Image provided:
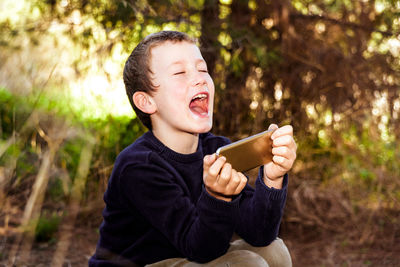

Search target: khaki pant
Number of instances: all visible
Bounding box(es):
[146,238,292,267]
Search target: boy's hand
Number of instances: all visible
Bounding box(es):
[263,124,297,189]
[203,154,247,202]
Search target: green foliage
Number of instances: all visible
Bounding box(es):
[0,86,145,211]
[35,212,61,243]
[230,49,244,76]
[0,88,30,138]
[1,2,399,259]
[47,176,66,202]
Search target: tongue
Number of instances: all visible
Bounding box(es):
[189,98,208,115]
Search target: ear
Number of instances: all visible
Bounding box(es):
[133,91,157,114]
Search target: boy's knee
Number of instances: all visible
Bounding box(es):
[257,238,292,267]
[211,250,268,267]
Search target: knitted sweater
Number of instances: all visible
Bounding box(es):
[89,131,288,266]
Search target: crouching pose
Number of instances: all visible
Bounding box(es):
[89,31,297,267]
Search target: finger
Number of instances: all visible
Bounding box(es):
[272,155,294,171]
[271,125,293,140]
[225,169,240,193]
[217,163,232,186]
[268,123,279,131]
[272,146,296,161]
[272,135,296,148]
[203,154,217,173]
[233,172,248,195]
[208,156,226,177]
[203,154,216,166]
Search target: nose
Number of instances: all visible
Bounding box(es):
[190,70,207,87]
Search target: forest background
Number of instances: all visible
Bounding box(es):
[0,0,399,266]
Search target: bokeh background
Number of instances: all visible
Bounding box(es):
[1,0,399,266]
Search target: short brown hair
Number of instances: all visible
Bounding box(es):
[123,31,196,130]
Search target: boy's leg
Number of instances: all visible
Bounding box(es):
[146,238,292,267]
[145,238,290,267]
[146,249,268,267]
[228,238,292,267]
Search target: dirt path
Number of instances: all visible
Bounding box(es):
[2,222,399,267]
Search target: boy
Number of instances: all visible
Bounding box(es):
[89,31,297,266]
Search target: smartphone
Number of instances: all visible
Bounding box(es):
[215,129,275,172]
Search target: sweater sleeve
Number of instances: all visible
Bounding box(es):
[118,162,240,263]
[235,166,288,246]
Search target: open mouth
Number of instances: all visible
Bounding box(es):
[189,92,209,116]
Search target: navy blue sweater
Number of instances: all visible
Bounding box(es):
[89,131,288,266]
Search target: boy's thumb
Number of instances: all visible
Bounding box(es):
[268,123,279,131]
[203,154,216,166]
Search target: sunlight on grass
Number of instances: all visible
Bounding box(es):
[0,0,30,24]
[69,76,134,119]
[0,0,135,120]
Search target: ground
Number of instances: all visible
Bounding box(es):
[2,218,399,267]
[282,226,400,266]
[1,176,399,266]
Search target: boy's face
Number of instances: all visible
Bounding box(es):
[149,41,215,134]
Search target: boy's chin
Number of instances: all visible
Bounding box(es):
[192,122,213,134]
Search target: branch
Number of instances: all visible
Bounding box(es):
[291,13,395,37]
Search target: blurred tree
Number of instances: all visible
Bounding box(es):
[1,0,398,195]
[1,1,400,265]
[3,0,398,138]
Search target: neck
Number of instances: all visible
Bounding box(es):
[152,128,199,154]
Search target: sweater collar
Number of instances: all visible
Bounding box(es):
[146,131,204,163]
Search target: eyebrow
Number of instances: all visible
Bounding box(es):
[168,61,184,68]
[167,59,206,68]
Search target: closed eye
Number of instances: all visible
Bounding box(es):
[173,71,185,75]
[199,69,208,73]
